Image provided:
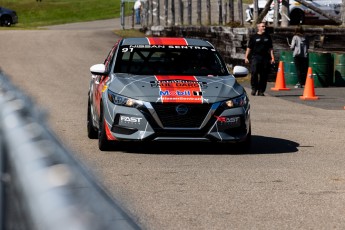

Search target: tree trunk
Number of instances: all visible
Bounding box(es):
[238,0,244,25]
[342,0,345,26]
[171,0,175,25]
[280,0,289,27]
[207,0,211,25]
[165,0,169,26]
[253,0,259,23]
[197,0,202,25]
[187,0,191,25]
[218,0,223,25]
[157,0,161,25]
[229,0,234,22]
[255,0,273,24]
[273,0,280,27]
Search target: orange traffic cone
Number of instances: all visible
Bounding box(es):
[300,67,319,100]
[271,61,290,91]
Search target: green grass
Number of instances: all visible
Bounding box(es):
[1,0,134,28]
[113,28,147,37]
[2,0,252,29]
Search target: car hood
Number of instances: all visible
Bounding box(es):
[107,74,245,104]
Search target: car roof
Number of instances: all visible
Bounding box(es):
[120,37,215,48]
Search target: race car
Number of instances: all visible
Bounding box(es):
[87,37,251,151]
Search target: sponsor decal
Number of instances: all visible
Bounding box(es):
[122,45,214,52]
[120,115,142,124]
[193,91,203,96]
[215,116,241,127]
[160,90,191,96]
[155,75,203,103]
[118,115,146,130]
[158,90,203,96]
[150,79,207,88]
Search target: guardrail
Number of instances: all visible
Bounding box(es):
[0,70,141,230]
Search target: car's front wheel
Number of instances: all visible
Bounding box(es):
[0,16,12,27]
[236,125,252,152]
[87,100,98,139]
[98,109,112,151]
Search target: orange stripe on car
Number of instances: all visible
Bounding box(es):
[147,37,188,45]
[105,121,116,140]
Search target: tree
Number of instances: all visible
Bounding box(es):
[343,0,345,26]
[254,0,273,25]
[281,0,289,27]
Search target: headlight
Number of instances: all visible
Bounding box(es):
[222,94,248,108]
[107,90,143,107]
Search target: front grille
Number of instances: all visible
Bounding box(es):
[151,103,212,128]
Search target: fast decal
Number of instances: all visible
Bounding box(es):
[155,75,203,103]
[214,116,241,127]
[120,115,142,124]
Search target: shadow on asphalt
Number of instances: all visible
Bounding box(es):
[103,135,299,155]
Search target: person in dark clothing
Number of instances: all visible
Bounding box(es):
[290,26,309,88]
[244,22,275,96]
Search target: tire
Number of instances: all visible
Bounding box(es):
[0,16,12,27]
[87,101,98,139]
[290,9,305,25]
[236,125,252,152]
[98,109,112,151]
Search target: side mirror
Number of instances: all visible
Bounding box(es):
[233,66,249,78]
[90,64,108,75]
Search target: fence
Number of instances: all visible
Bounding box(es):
[121,0,246,29]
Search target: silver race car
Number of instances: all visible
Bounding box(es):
[87,37,251,151]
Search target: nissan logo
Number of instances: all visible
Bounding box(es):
[175,104,188,115]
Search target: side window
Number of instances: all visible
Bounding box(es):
[115,49,152,74]
[104,47,116,68]
[128,51,145,74]
[104,39,121,70]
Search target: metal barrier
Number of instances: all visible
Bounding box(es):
[0,70,141,230]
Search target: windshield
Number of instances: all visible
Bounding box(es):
[114,45,229,76]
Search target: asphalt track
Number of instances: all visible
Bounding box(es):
[246,81,345,111]
[1,18,345,230]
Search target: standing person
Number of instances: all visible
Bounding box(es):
[244,21,275,96]
[290,26,309,88]
[134,0,142,25]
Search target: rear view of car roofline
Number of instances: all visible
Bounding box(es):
[121,37,214,48]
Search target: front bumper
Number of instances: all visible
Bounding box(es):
[103,98,250,143]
